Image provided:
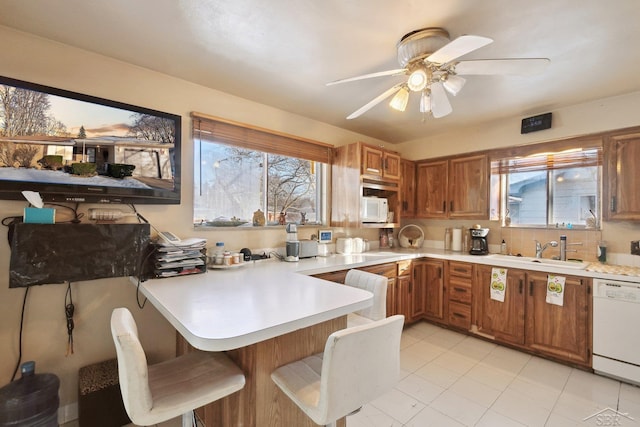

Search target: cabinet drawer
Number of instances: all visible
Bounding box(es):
[397,260,412,276]
[449,279,472,304]
[448,301,471,330]
[449,261,473,278]
[358,263,396,278]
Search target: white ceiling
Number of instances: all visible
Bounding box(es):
[2,0,640,144]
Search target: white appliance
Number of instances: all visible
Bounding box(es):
[593,277,640,385]
[361,197,388,223]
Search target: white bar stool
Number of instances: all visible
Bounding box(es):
[344,269,388,327]
[271,315,404,427]
[110,307,245,427]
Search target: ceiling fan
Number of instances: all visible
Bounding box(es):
[327,27,549,119]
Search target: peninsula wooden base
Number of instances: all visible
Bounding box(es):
[178,316,347,427]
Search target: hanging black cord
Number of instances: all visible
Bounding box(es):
[10,286,30,382]
[65,282,75,356]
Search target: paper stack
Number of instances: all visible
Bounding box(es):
[152,238,207,278]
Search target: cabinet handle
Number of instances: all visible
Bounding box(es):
[452,312,466,318]
[519,279,523,294]
[438,267,442,279]
[454,267,466,273]
[529,281,534,296]
[454,287,468,293]
[610,197,616,212]
[442,201,446,212]
[450,201,454,212]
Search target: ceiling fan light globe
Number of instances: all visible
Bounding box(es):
[420,91,431,113]
[443,75,466,96]
[407,69,428,92]
[389,87,409,111]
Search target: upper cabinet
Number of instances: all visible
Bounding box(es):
[416,154,489,219]
[361,144,401,181]
[400,159,416,218]
[604,131,640,220]
[331,142,401,228]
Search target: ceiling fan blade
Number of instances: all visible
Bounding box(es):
[426,35,493,64]
[326,69,407,86]
[455,58,550,75]
[346,83,405,119]
[430,82,453,118]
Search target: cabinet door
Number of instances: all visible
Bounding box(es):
[525,273,591,366]
[386,277,398,317]
[383,152,401,181]
[414,259,446,324]
[361,145,384,178]
[475,265,526,345]
[448,154,489,219]
[400,159,416,217]
[604,133,640,220]
[396,275,412,321]
[415,160,448,218]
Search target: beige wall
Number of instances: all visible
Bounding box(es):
[397,91,640,257]
[0,25,384,413]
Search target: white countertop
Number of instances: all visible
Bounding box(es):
[137,247,639,352]
[136,259,373,351]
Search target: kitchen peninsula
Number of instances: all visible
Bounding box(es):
[137,248,638,426]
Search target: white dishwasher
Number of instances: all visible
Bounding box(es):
[593,277,640,385]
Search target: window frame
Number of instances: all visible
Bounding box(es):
[191,112,332,229]
[491,137,602,229]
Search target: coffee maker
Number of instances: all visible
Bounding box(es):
[285,223,300,262]
[469,227,489,255]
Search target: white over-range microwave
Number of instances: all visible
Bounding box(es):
[361,197,389,223]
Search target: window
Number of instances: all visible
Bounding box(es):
[492,147,601,228]
[192,114,331,228]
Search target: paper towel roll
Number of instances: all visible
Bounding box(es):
[451,228,462,251]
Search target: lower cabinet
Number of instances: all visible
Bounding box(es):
[475,265,526,345]
[313,258,592,368]
[413,258,446,325]
[447,261,473,331]
[474,265,591,367]
[525,272,591,366]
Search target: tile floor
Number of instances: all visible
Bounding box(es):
[68,320,640,427]
[348,321,640,427]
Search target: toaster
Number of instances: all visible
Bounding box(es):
[299,239,318,258]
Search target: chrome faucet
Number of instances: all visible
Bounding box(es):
[535,240,558,258]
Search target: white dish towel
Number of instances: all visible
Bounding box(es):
[546,274,566,306]
[490,267,508,302]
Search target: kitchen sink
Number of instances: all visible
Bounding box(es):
[487,254,588,270]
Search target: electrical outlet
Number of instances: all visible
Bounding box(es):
[631,240,640,256]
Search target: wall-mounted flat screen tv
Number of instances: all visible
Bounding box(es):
[0,75,181,204]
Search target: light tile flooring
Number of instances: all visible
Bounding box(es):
[348,321,640,427]
[66,320,640,427]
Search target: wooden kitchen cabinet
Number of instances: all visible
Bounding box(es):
[413,258,446,325]
[331,142,401,228]
[312,269,347,284]
[447,261,474,331]
[415,154,489,219]
[474,264,526,345]
[525,272,591,366]
[361,144,401,181]
[400,159,416,217]
[603,131,640,220]
[473,265,591,367]
[415,160,448,218]
[357,262,406,319]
